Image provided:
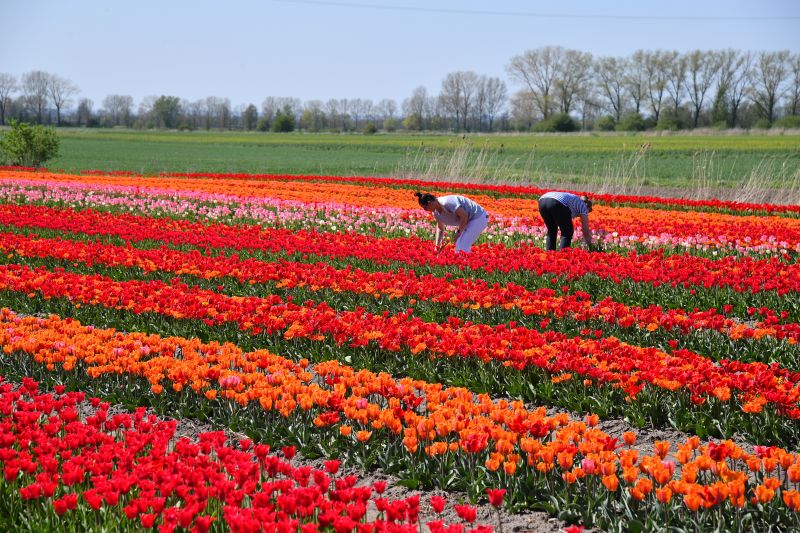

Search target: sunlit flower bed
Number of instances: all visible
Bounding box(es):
[0,168,799,531]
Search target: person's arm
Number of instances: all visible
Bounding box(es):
[580,214,594,250]
[454,207,469,240]
[434,221,446,248]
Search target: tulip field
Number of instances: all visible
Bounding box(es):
[1,167,800,532]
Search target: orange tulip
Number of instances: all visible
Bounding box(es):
[602,474,619,492]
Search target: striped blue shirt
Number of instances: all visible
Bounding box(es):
[540,192,589,218]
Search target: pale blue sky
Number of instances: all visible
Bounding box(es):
[1,0,798,109]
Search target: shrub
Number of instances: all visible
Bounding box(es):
[256,117,271,132]
[271,106,296,133]
[752,118,771,130]
[616,113,647,132]
[363,123,378,135]
[774,115,800,129]
[532,113,577,132]
[595,116,616,131]
[0,120,60,167]
[383,118,400,132]
[656,115,685,131]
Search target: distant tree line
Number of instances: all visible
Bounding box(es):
[1,47,798,133]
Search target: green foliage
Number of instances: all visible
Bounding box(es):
[655,114,685,131]
[256,117,270,132]
[752,118,772,129]
[271,105,296,133]
[710,92,730,126]
[243,104,258,131]
[363,122,378,135]
[774,115,800,129]
[402,114,423,131]
[152,96,182,129]
[0,120,60,167]
[616,113,647,132]
[594,116,616,132]
[383,118,400,132]
[532,113,577,132]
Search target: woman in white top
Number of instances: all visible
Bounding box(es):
[414,191,489,253]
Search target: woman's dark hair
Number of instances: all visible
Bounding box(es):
[414,191,436,207]
[580,195,593,211]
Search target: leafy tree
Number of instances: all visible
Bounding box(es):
[243,104,258,131]
[616,112,647,131]
[773,115,800,128]
[152,95,181,128]
[656,113,686,131]
[0,120,59,167]
[594,115,616,131]
[271,105,295,132]
[532,113,577,132]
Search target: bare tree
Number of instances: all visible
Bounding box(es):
[481,77,507,132]
[555,49,593,115]
[402,86,428,130]
[712,49,741,125]
[686,50,721,127]
[0,73,17,125]
[376,98,397,120]
[507,46,563,119]
[664,51,688,117]
[47,74,78,126]
[509,91,538,131]
[643,50,670,122]
[136,95,158,128]
[22,70,51,123]
[750,50,790,124]
[728,51,753,127]
[76,98,93,126]
[338,99,353,130]
[102,94,134,127]
[350,98,373,129]
[204,96,231,129]
[439,71,480,131]
[300,100,324,131]
[787,53,800,117]
[594,57,626,121]
[575,86,601,130]
[624,51,648,115]
[324,99,341,130]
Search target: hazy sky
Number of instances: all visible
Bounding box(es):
[2,0,798,110]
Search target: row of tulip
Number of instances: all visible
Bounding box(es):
[2,201,798,308]
[2,309,800,532]
[0,374,496,532]
[33,166,800,216]
[0,229,796,356]
[0,176,784,258]
[0,262,798,447]
[3,170,800,254]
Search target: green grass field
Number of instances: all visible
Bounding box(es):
[46,129,800,190]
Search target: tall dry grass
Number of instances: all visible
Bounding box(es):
[393,141,800,205]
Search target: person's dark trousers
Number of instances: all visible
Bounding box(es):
[538,197,574,250]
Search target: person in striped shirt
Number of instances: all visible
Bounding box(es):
[538,191,595,251]
[414,191,489,253]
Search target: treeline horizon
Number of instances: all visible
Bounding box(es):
[1,46,798,133]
